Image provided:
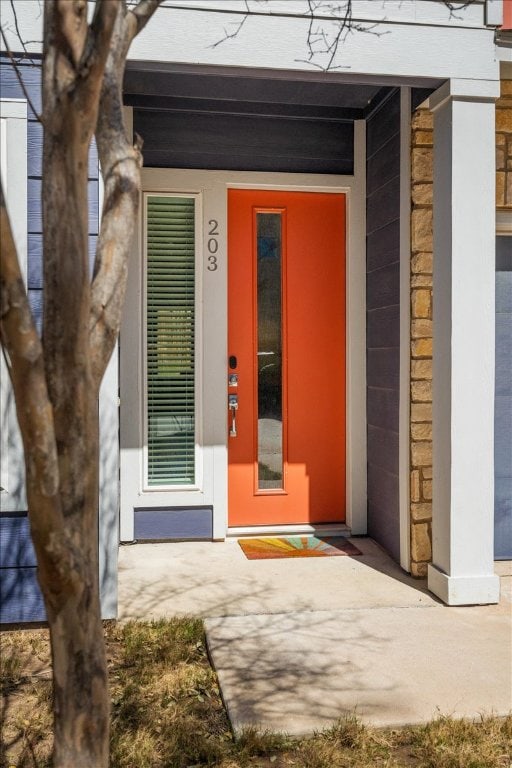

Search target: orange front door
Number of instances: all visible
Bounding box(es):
[227,189,346,527]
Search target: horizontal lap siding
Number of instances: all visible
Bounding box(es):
[495,240,512,559]
[366,90,401,562]
[134,108,354,174]
[0,57,99,622]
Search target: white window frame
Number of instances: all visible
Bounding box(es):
[0,99,28,512]
[141,191,204,492]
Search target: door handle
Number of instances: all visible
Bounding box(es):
[228,394,238,437]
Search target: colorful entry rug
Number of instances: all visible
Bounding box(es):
[238,535,363,560]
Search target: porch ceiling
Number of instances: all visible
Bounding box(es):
[123,62,434,173]
[124,62,394,123]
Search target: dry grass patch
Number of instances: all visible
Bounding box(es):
[1,619,511,768]
[407,715,512,768]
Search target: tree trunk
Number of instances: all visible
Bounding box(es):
[41,111,110,768]
[48,393,109,768]
[1,3,163,765]
[39,4,114,763]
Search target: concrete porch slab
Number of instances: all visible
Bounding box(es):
[206,601,512,734]
[118,537,439,620]
[119,537,510,732]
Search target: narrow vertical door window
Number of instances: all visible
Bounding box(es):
[256,212,284,489]
[146,195,196,486]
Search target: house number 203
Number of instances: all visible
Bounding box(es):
[207,219,219,271]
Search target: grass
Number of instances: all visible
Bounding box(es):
[1,618,511,767]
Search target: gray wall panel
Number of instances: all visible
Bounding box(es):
[134,508,213,541]
[367,500,400,562]
[367,91,401,158]
[366,132,400,194]
[495,395,512,477]
[496,271,512,312]
[367,305,400,349]
[495,254,512,559]
[367,425,399,476]
[367,348,400,390]
[367,387,400,434]
[366,90,401,562]
[367,175,401,233]
[134,108,354,174]
[366,219,400,273]
[366,262,400,311]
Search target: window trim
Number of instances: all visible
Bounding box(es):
[0,98,27,512]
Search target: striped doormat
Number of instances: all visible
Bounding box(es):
[238,535,362,560]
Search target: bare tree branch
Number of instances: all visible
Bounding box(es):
[89,0,164,387]
[0,26,43,122]
[210,0,251,49]
[444,1,475,19]
[0,184,80,607]
[55,0,89,68]
[131,0,166,35]
[8,0,36,61]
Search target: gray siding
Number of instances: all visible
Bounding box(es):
[134,507,213,541]
[365,90,401,562]
[133,108,354,174]
[495,236,512,559]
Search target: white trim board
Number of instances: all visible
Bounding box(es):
[228,524,351,539]
[0,98,27,513]
[119,167,367,542]
[399,87,412,572]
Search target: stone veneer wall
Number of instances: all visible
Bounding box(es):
[497,79,512,209]
[409,79,512,578]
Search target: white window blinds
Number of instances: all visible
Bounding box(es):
[146,195,196,486]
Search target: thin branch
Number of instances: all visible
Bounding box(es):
[296,0,382,71]
[89,0,163,387]
[0,26,43,122]
[78,0,120,96]
[210,0,251,48]
[9,0,32,60]
[444,1,475,20]
[55,0,89,69]
[0,184,75,602]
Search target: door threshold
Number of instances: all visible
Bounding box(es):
[227,523,351,539]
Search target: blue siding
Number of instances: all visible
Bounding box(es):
[495,237,512,559]
[0,568,46,624]
[0,56,101,623]
[134,508,213,540]
[0,517,45,623]
[365,90,401,563]
[0,515,37,568]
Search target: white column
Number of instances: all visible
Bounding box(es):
[428,80,500,605]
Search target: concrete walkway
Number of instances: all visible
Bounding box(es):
[118,538,512,734]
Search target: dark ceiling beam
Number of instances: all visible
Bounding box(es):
[123,70,383,109]
[125,60,443,90]
[123,93,363,123]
